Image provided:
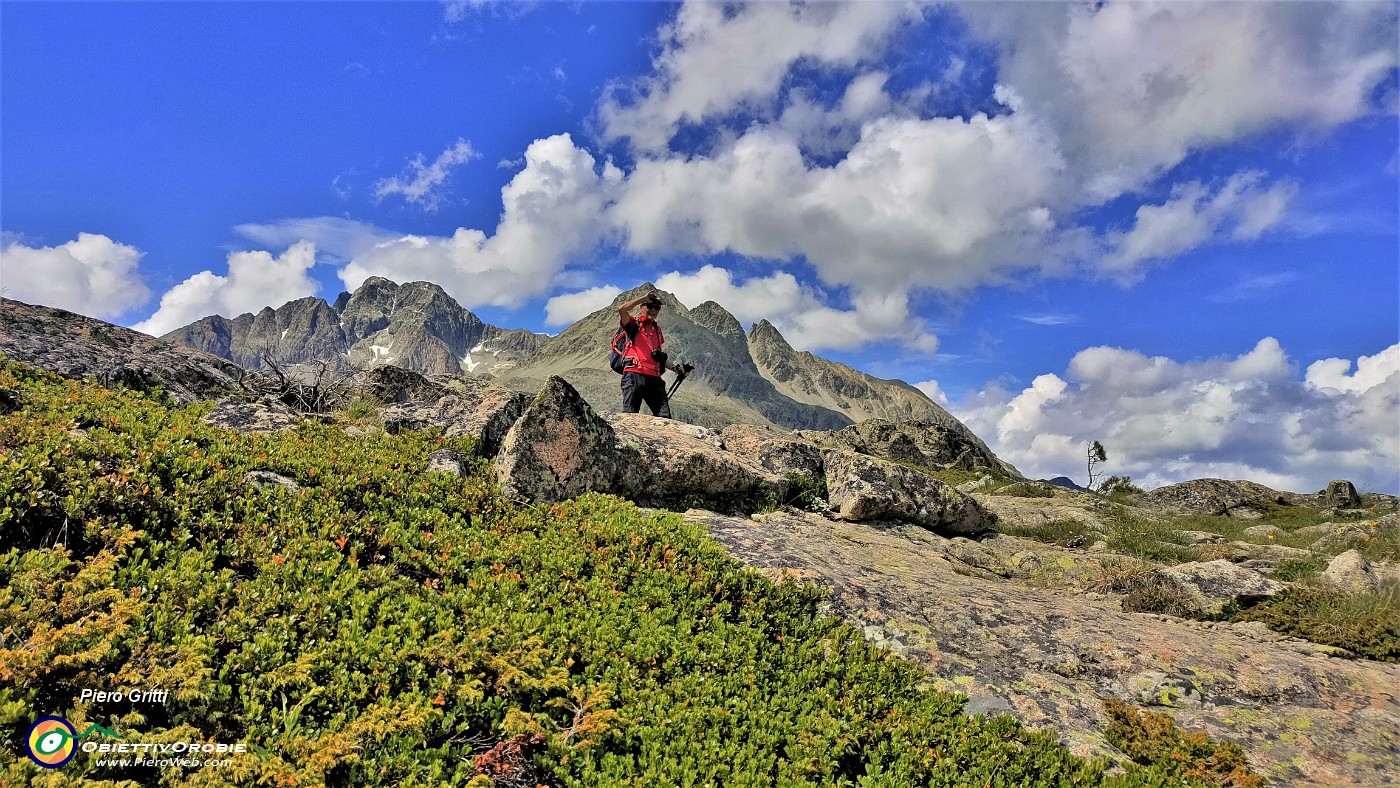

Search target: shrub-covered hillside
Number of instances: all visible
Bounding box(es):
[1,361,1244,786]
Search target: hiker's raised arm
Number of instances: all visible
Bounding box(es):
[618,293,649,325]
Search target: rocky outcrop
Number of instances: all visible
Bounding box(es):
[494,376,623,503]
[716,423,825,480]
[1,298,242,404]
[202,397,299,434]
[491,377,990,532]
[380,374,527,456]
[798,418,1020,478]
[1141,478,1302,516]
[684,508,1400,786]
[1321,479,1363,509]
[607,415,786,511]
[1155,560,1284,614]
[823,450,993,535]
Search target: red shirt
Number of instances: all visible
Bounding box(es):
[622,315,665,377]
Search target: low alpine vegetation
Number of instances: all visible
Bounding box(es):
[1,361,1249,785]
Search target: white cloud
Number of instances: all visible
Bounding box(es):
[374,138,481,212]
[600,0,921,151]
[913,378,950,405]
[0,233,150,320]
[544,284,621,326]
[653,264,937,352]
[235,217,397,265]
[342,133,623,309]
[1306,344,1400,395]
[953,339,1400,494]
[1102,172,1298,279]
[132,241,320,336]
[961,1,1398,199]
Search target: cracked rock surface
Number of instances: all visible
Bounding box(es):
[685,508,1400,786]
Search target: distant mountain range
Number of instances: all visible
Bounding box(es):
[162,277,975,438]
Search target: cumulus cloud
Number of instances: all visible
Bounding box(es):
[953,339,1400,494]
[961,1,1398,199]
[374,138,481,212]
[600,1,920,151]
[132,241,320,336]
[653,264,937,352]
[342,133,623,309]
[0,233,150,319]
[1306,344,1400,394]
[544,284,621,326]
[1102,172,1298,278]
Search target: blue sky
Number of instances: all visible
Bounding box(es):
[3,1,1398,493]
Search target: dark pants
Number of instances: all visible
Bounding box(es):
[621,371,670,418]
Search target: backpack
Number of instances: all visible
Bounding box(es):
[608,324,637,374]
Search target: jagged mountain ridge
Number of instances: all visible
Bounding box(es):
[163,278,979,437]
[163,277,544,376]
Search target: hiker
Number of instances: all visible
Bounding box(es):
[615,291,686,417]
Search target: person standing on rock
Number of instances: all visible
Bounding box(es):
[617,291,684,418]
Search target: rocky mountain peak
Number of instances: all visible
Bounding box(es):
[688,301,745,343]
[748,319,795,352]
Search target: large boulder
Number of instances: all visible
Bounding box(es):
[608,415,786,511]
[1321,550,1380,594]
[494,376,622,504]
[822,449,993,534]
[1321,480,1362,509]
[717,423,825,480]
[1155,560,1284,614]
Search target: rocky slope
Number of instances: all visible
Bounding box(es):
[748,318,957,425]
[0,298,240,403]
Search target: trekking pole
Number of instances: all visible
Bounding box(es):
[664,362,694,404]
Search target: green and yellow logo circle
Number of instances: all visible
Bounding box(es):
[26,716,78,768]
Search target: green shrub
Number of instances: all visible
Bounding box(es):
[1122,578,1202,618]
[1105,516,1198,564]
[1103,700,1264,787]
[999,519,1095,549]
[1266,556,1325,582]
[1214,586,1399,663]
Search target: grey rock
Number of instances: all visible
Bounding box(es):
[381,375,527,456]
[607,414,786,512]
[717,423,825,480]
[202,397,299,434]
[1176,530,1227,545]
[1242,525,1285,539]
[1322,480,1362,509]
[241,470,301,493]
[1321,550,1380,594]
[1,298,241,404]
[1156,560,1284,614]
[1141,478,1301,516]
[425,449,466,478]
[495,376,622,504]
[823,449,993,534]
